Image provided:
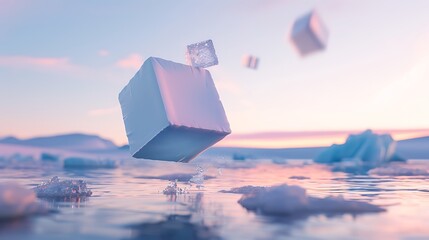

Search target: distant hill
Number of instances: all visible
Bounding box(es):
[0,133,118,152]
[203,146,326,159]
[1,133,427,159]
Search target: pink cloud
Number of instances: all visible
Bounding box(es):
[98,49,110,57]
[218,129,429,148]
[0,55,76,71]
[88,106,121,117]
[116,53,143,70]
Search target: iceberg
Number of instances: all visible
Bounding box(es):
[290,10,329,56]
[235,184,385,216]
[119,57,231,162]
[0,183,48,219]
[63,157,118,169]
[185,39,218,68]
[315,130,404,170]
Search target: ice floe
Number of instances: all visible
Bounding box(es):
[225,184,385,216]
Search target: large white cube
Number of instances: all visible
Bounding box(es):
[290,11,329,56]
[119,57,231,162]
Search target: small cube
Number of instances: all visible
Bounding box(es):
[119,57,231,162]
[186,39,218,68]
[290,11,329,56]
[242,55,259,69]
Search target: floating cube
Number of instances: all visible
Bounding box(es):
[290,11,329,56]
[119,57,231,162]
[186,39,218,68]
[242,55,259,69]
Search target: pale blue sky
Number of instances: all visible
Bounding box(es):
[1,0,429,145]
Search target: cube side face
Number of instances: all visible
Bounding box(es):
[119,58,170,156]
[291,11,326,56]
[186,40,219,68]
[309,12,329,48]
[133,125,229,162]
[151,58,231,134]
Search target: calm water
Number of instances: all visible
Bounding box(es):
[0,158,428,240]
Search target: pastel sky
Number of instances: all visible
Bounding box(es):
[1,0,429,147]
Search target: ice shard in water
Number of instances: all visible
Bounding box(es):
[242,55,259,70]
[119,57,231,162]
[290,10,329,56]
[186,39,218,68]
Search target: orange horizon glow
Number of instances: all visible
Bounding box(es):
[215,128,429,148]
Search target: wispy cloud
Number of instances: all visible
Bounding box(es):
[88,106,121,117]
[0,55,78,71]
[116,53,143,70]
[98,49,110,57]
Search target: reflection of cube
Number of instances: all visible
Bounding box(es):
[119,57,231,162]
[290,11,329,56]
[186,39,218,68]
[242,55,259,69]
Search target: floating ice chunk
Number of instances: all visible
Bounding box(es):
[237,184,384,216]
[0,183,48,219]
[63,157,118,169]
[242,55,259,69]
[186,39,218,68]
[315,130,404,170]
[33,176,92,198]
[163,180,187,195]
[119,57,231,162]
[189,166,205,189]
[369,165,429,176]
[290,10,329,56]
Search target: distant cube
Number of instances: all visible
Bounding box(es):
[119,57,231,162]
[242,55,259,69]
[186,39,219,68]
[290,11,329,56]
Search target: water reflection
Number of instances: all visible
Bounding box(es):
[127,214,222,240]
[39,196,90,209]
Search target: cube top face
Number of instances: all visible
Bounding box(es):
[186,39,219,68]
[290,11,329,56]
[119,57,231,161]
